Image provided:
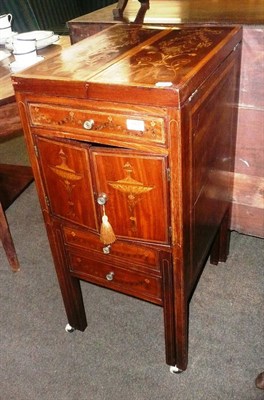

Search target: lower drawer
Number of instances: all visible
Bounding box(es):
[63,225,161,274]
[67,250,163,305]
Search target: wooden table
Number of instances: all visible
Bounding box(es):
[0,36,70,209]
[1,35,71,105]
[68,0,264,238]
[0,35,71,271]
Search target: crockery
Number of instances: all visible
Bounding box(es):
[14,30,59,50]
[9,55,44,73]
[1,31,17,46]
[13,37,36,54]
[0,26,12,39]
[0,13,12,29]
[13,49,38,63]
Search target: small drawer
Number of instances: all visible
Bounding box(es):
[67,250,162,305]
[63,226,160,274]
[28,103,166,145]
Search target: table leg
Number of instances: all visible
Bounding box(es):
[0,202,20,272]
[113,0,129,20]
[134,1,150,24]
[162,252,188,371]
[210,208,231,265]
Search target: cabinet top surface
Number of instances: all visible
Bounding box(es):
[12,25,241,106]
[69,0,264,26]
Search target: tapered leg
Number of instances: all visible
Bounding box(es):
[0,201,20,272]
[61,276,87,332]
[174,298,189,371]
[161,254,177,366]
[50,224,87,331]
[210,208,231,265]
[161,253,188,371]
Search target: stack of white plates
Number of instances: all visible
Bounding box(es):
[5,30,59,51]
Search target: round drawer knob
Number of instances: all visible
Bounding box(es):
[106,271,114,281]
[97,193,108,206]
[83,119,94,130]
[103,245,111,254]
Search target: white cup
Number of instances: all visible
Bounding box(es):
[14,49,38,64]
[13,38,36,54]
[13,38,37,64]
[0,13,12,29]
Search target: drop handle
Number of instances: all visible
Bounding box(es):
[97,193,116,246]
[106,271,115,281]
[83,119,94,130]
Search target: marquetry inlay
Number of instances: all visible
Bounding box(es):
[30,104,165,143]
[49,149,83,217]
[108,162,154,232]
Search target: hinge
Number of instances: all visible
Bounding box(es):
[168,226,172,237]
[34,145,39,157]
[45,195,50,208]
[188,89,198,102]
[233,42,240,52]
[166,168,171,182]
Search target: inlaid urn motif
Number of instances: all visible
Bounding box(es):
[108,162,154,232]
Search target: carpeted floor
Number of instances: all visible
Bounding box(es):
[0,134,263,400]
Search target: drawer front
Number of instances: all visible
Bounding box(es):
[28,103,166,145]
[63,226,160,274]
[67,250,162,305]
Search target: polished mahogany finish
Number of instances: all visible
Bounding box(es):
[68,0,264,238]
[13,25,242,371]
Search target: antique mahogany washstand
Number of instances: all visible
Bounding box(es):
[12,24,242,371]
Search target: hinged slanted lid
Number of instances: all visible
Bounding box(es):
[12,24,242,107]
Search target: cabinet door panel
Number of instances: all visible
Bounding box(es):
[91,148,169,244]
[36,136,97,229]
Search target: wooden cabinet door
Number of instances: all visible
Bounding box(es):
[35,136,97,230]
[91,148,169,244]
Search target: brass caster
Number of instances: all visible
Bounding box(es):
[65,323,75,333]
[169,365,183,374]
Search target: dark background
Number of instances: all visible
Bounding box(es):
[0,0,117,34]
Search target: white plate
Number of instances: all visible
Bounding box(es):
[9,56,44,73]
[16,30,54,41]
[36,34,59,49]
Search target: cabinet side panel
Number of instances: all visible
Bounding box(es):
[190,52,240,284]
